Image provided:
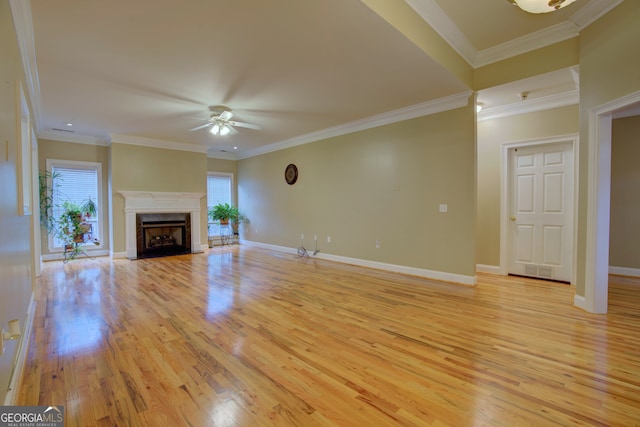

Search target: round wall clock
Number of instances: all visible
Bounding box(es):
[285,163,298,185]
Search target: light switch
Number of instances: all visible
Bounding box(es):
[439,204,448,213]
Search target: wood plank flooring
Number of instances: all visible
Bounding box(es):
[18,245,640,426]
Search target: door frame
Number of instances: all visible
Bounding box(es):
[582,90,640,314]
[500,134,579,284]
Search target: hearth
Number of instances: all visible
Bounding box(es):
[136,213,191,259]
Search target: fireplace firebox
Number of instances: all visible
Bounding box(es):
[136,213,191,259]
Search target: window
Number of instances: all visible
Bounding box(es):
[47,159,102,250]
[207,173,233,236]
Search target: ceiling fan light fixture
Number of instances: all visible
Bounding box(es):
[507,0,578,14]
[220,124,231,136]
[210,123,221,135]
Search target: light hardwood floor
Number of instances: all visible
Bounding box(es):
[18,246,640,426]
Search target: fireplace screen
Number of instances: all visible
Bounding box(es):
[136,213,191,258]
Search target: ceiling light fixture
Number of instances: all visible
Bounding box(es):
[506,0,578,14]
[209,121,232,136]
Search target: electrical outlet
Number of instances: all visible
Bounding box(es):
[327,236,331,243]
[301,233,304,240]
[314,234,317,241]
[439,204,448,213]
[375,240,380,249]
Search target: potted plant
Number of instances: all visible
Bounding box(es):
[208,203,238,225]
[56,200,96,260]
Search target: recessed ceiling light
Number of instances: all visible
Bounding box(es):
[66,122,73,127]
[233,146,238,150]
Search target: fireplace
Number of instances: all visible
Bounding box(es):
[136,213,191,258]
[118,191,205,259]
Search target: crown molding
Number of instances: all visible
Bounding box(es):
[403,0,477,65]
[9,0,42,129]
[237,90,473,160]
[478,90,578,121]
[570,0,624,28]
[474,21,580,68]
[110,134,209,153]
[407,0,623,68]
[39,130,109,146]
[207,150,238,160]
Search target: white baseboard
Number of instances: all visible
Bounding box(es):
[242,240,477,286]
[476,264,502,274]
[111,251,127,259]
[4,292,36,405]
[573,294,586,311]
[609,266,640,278]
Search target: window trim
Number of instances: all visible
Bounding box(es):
[46,158,104,252]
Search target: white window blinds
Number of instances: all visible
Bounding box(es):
[52,165,100,247]
[207,175,232,208]
[207,174,232,237]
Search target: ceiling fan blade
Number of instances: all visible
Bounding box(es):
[228,126,239,135]
[219,110,234,121]
[189,122,212,131]
[228,120,261,130]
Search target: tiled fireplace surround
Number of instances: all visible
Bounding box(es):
[118,191,205,259]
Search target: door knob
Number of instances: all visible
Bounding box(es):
[510,216,516,221]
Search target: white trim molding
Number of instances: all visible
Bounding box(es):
[243,240,478,286]
[476,264,502,275]
[403,0,477,65]
[478,90,579,122]
[609,266,640,278]
[9,0,42,130]
[118,191,206,259]
[39,130,109,146]
[3,293,36,405]
[238,91,472,159]
[110,135,210,154]
[404,0,623,68]
[585,90,640,314]
[474,21,579,68]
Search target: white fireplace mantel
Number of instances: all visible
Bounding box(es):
[118,191,205,259]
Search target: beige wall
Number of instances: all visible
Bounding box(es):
[576,0,640,296]
[476,105,579,267]
[110,143,207,254]
[0,0,34,403]
[474,39,579,91]
[37,139,110,255]
[238,105,477,278]
[610,116,640,270]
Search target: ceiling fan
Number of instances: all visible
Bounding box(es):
[189,105,261,136]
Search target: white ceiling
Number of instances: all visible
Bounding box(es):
[22,0,621,158]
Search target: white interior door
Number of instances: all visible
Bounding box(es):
[508,142,573,282]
